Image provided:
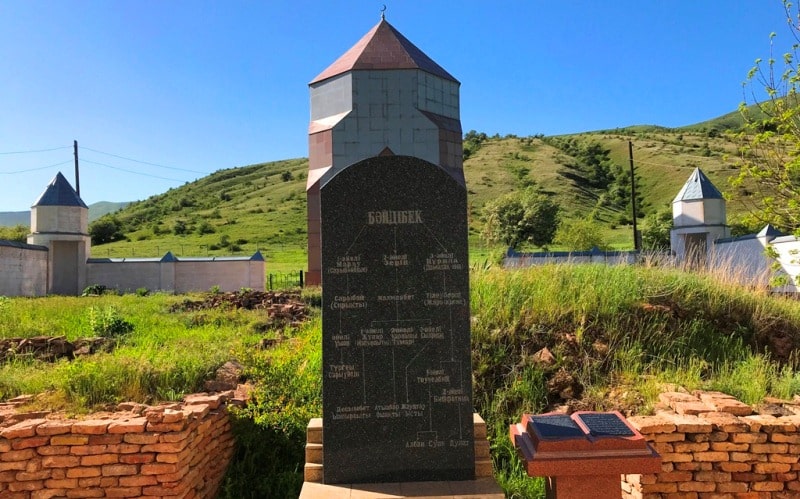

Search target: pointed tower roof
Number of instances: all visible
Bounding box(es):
[757,224,783,238]
[673,168,723,202]
[32,172,88,208]
[310,19,458,85]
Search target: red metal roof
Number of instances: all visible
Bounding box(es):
[310,19,458,84]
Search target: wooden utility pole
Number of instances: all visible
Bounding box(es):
[629,141,640,251]
[73,140,80,197]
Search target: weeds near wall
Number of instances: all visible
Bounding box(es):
[88,306,134,338]
[220,317,322,498]
[0,293,263,410]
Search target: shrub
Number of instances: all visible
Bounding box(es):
[0,224,29,243]
[82,284,108,296]
[554,219,609,251]
[196,221,215,235]
[173,220,187,235]
[89,218,125,245]
[482,189,560,248]
[88,306,134,338]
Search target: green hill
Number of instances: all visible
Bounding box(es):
[90,112,757,270]
[87,201,130,220]
[0,211,29,227]
[94,159,308,269]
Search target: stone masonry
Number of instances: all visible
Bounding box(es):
[624,390,800,498]
[0,390,244,498]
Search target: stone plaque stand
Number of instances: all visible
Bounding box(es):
[510,411,661,498]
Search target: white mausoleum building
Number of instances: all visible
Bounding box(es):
[670,168,798,291]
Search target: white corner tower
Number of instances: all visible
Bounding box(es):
[27,172,90,295]
[670,168,730,266]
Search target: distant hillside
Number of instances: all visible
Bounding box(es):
[88,201,130,220]
[87,106,763,266]
[0,202,130,227]
[0,211,29,227]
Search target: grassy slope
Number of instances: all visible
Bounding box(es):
[94,158,308,271]
[65,109,759,268]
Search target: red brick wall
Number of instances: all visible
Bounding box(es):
[0,392,239,498]
[624,391,800,497]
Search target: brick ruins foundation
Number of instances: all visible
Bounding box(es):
[2,388,800,497]
[0,389,246,498]
[624,390,800,498]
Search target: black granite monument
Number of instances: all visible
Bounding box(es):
[320,155,475,484]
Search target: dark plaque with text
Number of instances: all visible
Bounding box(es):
[577,413,636,437]
[320,156,474,484]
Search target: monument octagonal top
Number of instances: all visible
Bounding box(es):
[310,19,458,85]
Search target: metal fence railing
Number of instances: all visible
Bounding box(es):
[267,271,304,290]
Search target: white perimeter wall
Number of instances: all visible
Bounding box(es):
[711,235,800,291]
[771,237,800,292]
[711,237,772,288]
[173,260,264,293]
[504,251,640,268]
[87,260,265,293]
[0,245,47,297]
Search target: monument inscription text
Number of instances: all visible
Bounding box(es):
[320,156,475,484]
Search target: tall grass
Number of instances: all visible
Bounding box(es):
[220,317,322,498]
[0,293,264,408]
[3,263,800,497]
[470,263,800,496]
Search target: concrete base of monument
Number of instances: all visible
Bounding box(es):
[298,477,503,498]
[299,413,503,499]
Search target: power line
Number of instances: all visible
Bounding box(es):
[0,146,71,155]
[0,160,72,174]
[81,146,208,174]
[81,159,187,182]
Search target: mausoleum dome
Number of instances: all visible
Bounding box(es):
[30,172,88,235]
[310,19,458,85]
[672,168,726,227]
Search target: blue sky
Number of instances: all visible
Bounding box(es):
[0,1,790,211]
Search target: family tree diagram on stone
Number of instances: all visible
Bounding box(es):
[325,209,471,450]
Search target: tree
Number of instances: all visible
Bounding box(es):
[88,217,124,245]
[641,209,672,251]
[173,220,187,235]
[0,224,28,243]
[733,0,800,234]
[482,188,560,248]
[554,219,609,251]
[463,130,489,160]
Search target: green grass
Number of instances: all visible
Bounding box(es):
[4,264,800,497]
[467,263,800,495]
[0,293,269,408]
